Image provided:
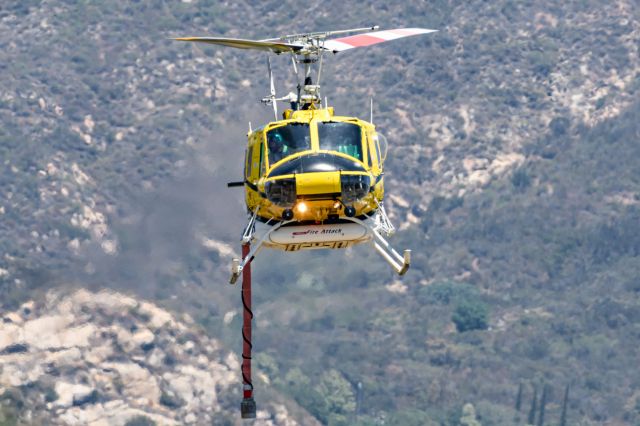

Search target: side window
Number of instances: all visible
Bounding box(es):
[365,135,373,167]
[245,146,253,179]
[259,141,266,176]
[373,134,382,167]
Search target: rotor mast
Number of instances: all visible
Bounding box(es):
[279,26,379,109]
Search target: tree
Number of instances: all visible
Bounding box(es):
[282,368,327,422]
[459,403,482,426]
[317,369,356,417]
[537,385,548,426]
[452,299,489,332]
[511,167,531,190]
[515,382,524,423]
[515,382,523,412]
[527,387,538,426]
[559,385,570,426]
[385,409,436,426]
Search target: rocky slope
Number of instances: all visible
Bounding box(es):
[1,0,640,424]
[0,289,303,425]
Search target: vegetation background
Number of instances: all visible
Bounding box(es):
[1,0,639,424]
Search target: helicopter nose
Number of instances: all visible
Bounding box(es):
[340,174,371,203]
[295,172,341,196]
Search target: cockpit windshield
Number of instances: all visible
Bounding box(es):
[266,123,310,164]
[317,122,363,161]
[268,153,367,177]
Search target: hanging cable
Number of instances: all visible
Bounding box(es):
[241,288,253,390]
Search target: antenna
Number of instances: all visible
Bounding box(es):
[316,42,325,87]
[268,57,277,119]
[262,56,278,120]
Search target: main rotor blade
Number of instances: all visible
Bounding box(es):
[173,37,304,54]
[322,28,437,52]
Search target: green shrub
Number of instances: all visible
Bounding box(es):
[459,403,482,426]
[124,416,156,426]
[452,299,489,332]
[255,353,279,379]
[159,390,183,409]
[317,370,356,416]
[386,409,437,426]
[511,167,531,190]
[44,386,58,403]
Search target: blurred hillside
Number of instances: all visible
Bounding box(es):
[1,0,639,424]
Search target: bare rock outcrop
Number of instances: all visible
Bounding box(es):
[0,289,298,425]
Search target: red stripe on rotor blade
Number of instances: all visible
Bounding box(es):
[333,34,387,47]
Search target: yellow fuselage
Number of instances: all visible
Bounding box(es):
[244,107,385,223]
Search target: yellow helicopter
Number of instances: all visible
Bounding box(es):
[175,26,437,283]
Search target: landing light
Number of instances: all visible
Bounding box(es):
[345,206,356,217]
[282,209,294,220]
[333,201,341,210]
[296,201,308,214]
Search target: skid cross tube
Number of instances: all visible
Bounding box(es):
[230,219,293,284]
[240,243,256,418]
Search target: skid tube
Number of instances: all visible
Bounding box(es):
[348,216,411,275]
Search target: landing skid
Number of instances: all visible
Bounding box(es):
[230,207,410,284]
[350,216,411,276]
